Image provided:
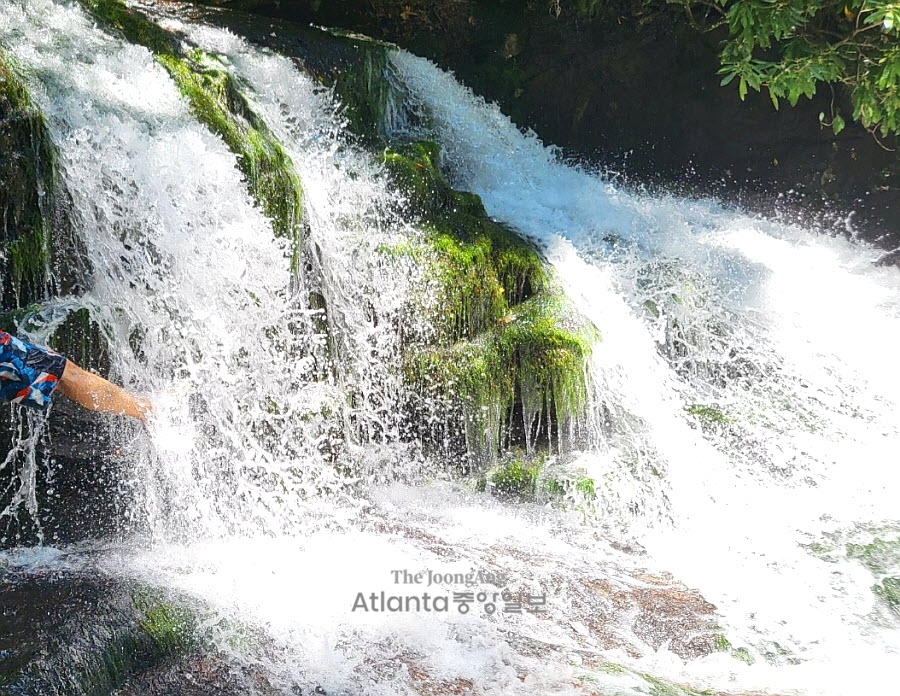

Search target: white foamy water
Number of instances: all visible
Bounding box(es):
[391,49,900,694]
[3,1,900,694]
[0,0,351,539]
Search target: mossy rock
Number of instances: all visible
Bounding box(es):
[327,36,406,143]
[79,0,304,260]
[0,51,58,311]
[847,536,900,575]
[874,577,900,615]
[138,2,411,145]
[1,303,111,375]
[0,575,198,694]
[488,458,540,499]
[50,307,112,375]
[382,141,546,339]
[407,291,595,460]
[385,141,596,462]
[686,403,732,428]
[713,634,756,665]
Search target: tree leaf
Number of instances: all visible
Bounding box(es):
[832,114,846,133]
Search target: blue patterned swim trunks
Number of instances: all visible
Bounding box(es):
[0,330,68,411]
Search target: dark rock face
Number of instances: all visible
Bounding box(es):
[0,55,87,313]
[0,55,56,311]
[0,401,133,549]
[0,569,194,695]
[173,0,900,248]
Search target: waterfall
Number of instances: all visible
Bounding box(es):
[1,1,900,694]
[389,48,900,694]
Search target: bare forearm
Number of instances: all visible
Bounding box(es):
[58,360,151,422]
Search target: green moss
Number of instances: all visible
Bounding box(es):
[641,673,715,696]
[804,541,835,557]
[328,39,402,142]
[731,646,755,665]
[597,661,628,675]
[490,459,540,499]
[390,141,596,460]
[0,303,42,334]
[50,307,111,374]
[427,230,506,339]
[81,0,179,55]
[0,51,57,310]
[8,586,199,695]
[408,294,594,456]
[541,476,566,495]
[135,591,195,653]
[375,239,425,260]
[714,634,755,665]
[495,294,595,415]
[574,475,595,498]
[686,403,732,427]
[713,634,731,652]
[874,577,900,615]
[384,142,544,325]
[847,537,900,575]
[7,230,49,302]
[158,54,303,241]
[80,0,303,261]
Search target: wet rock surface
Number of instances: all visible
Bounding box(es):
[0,568,192,695]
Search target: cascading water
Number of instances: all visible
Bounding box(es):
[2,0,900,694]
[390,50,900,692]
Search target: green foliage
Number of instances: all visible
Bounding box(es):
[667,0,900,137]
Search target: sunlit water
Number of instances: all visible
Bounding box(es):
[2,1,900,694]
[391,50,900,693]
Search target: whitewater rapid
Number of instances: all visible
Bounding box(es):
[391,48,900,694]
[2,1,900,694]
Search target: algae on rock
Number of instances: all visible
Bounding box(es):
[0,51,57,311]
[383,141,597,464]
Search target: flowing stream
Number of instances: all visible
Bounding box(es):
[2,1,900,694]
